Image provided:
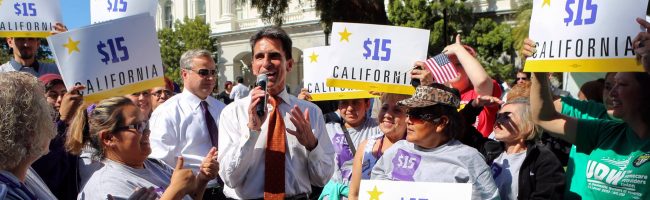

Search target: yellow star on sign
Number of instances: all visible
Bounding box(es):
[62,37,80,54]
[309,51,318,63]
[339,27,352,42]
[367,186,383,200]
[542,0,550,7]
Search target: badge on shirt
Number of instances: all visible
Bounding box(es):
[333,133,353,169]
[391,149,421,181]
[633,153,650,168]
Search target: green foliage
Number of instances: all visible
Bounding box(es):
[512,0,532,57]
[158,16,217,86]
[388,0,473,55]
[464,18,515,81]
[388,0,518,83]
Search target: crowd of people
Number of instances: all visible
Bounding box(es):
[0,16,649,200]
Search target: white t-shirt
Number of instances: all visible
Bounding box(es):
[78,159,191,200]
[491,151,527,200]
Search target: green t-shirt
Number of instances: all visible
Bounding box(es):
[576,119,650,200]
[561,97,611,200]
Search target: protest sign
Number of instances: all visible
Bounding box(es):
[91,0,157,24]
[525,0,648,72]
[48,14,164,103]
[0,0,62,37]
[326,22,429,95]
[359,180,471,200]
[303,46,377,101]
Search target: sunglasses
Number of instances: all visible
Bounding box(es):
[516,77,528,81]
[406,109,440,124]
[152,89,173,97]
[495,112,512,125]
[118,121,149,134]
[189,68,217,77]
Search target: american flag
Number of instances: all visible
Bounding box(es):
[424,53,459,84]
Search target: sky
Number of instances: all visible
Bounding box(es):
[60,0,91,29]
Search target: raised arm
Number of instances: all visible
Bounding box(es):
[521,38,565,113]
[530,72,578,144]
[348,139,369,200]
[444,35,493,95]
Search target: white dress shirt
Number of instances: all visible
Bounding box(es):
[218,89,335,199]
[148,89,226,186]
[229,84,250,100]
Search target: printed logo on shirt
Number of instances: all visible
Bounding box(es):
[585,156,648,199]
[391,149,421,181]
[632,153,650,168]
[490,163,503,178]
[332,133,353,169]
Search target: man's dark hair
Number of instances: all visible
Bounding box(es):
[236,76,244,83]
[45,79,65,92]
[250,26,293,60]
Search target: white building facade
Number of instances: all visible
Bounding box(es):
[155,0,524,93]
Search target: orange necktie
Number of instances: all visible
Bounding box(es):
[264,96,286,199]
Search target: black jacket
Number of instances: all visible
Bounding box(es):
[486,141,566,200]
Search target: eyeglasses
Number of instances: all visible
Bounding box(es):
[117,121,149,134]
[516,77,528,81]
[188,68,217,77]
[406,109,440,124]
[495,112,512,125]
[152,89,173,97]
[131,91,150,97]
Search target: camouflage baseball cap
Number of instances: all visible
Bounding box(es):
[398,85,460,108]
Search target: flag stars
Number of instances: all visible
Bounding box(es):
[63,37,80,54]
[309,51,319,63]
[542,0,551,7]
[339,27,352,42]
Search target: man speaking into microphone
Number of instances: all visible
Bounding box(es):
[218,26,335,200]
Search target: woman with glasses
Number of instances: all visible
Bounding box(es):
[490,95,565,200]
[370,84,499,200]
[531,72,650,200]
[73,96,219,199]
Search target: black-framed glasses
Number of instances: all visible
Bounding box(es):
[188,68,217,77]
[152,89,173,97]
[495,112,512,125]
[406,109,440,124]
[118,121,149,134]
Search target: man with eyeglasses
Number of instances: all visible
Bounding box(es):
[149,49,226,199]
[150,77,176,111]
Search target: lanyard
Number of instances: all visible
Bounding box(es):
[0,173,38,200]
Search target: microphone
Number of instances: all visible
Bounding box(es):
[255,74,268,117]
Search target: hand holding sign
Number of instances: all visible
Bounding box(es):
[48,14,164,103]
[326,23,429,95]
[0,0,62,37]
[525,0,647,72]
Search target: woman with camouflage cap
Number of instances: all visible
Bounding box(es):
[370,83,499,200]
